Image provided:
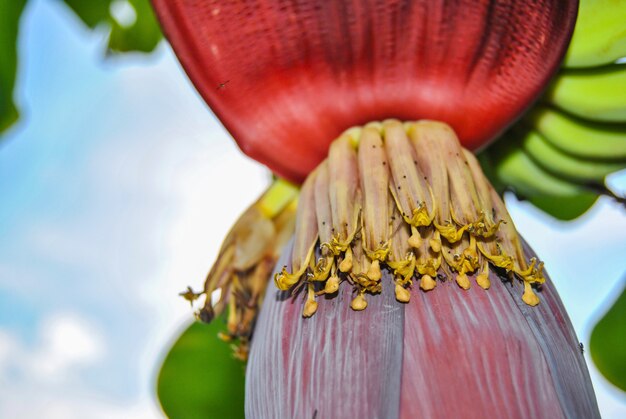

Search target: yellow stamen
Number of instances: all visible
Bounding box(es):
[258,120,548,318]
[462,235,480,272]
[311,255,333,281]
[478,243,515,272]
[416,253,441,278]
[435,221,470,243]
[516,258,546,285]
[275,170,319,290]
[359,127,391,263]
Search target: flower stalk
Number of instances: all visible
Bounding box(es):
[148,1,608,417]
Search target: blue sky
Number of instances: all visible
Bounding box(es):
[0,0,624,417]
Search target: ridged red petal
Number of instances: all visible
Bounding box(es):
[152,0,577,183]
[246,241,599,418]
[400,272,599,418]
[246,248,405,418]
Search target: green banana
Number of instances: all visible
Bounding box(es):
[563,0,626,68]
[544,64,626,122]
[525,105,626,160]
[481,133,603,221]
[489,136,587,198]
[527,193,599,221]
[486,0,626,220]
[519,128,626,183]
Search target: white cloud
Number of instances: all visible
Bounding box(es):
[109,0,137,29]
[1,313,104,384]
[0,314,156,419]
[21,223,102,272]
[0,387,159,419]
[1,10,265,415]
[27,314,104,381]
[0,330,18,379]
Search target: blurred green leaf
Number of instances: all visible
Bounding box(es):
[63,0,110,29]
[477,151,505,195]
[63,0,162,53]
[1,0,163,135]
[590,284,626,392]
[528,193,598,221]
[0,0,27,134]
[157,320,246,419]
[108,0,162,53]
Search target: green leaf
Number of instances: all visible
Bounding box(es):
[63,0,162,53]
[590,284,626,392]
[0,0,27,134]
[157,320,246,419]
[108,0,162,53]
[528,193,598,221]
[63,0,110,29]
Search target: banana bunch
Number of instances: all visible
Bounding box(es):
[562,0,626,68]
[482,0,626,219]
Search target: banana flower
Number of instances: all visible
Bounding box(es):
[152,0,602,417]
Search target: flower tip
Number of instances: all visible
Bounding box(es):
[302,300,318,318]
[419,274,437,291]
[395,283,411,303]
[476,272,491,290]
[367,259,382,281]
[456,273,471,290]
[232,345,249,362]
[338,248,353,273]
[303,283,319,317]
[429,238,442,253]
[323,275,340,294]
[350,293,368,311]
[196,306,214,323]
[522,282,541,306]
[408,231,422,249]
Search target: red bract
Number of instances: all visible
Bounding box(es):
[151,0,577,183]
[246,242,600,418]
